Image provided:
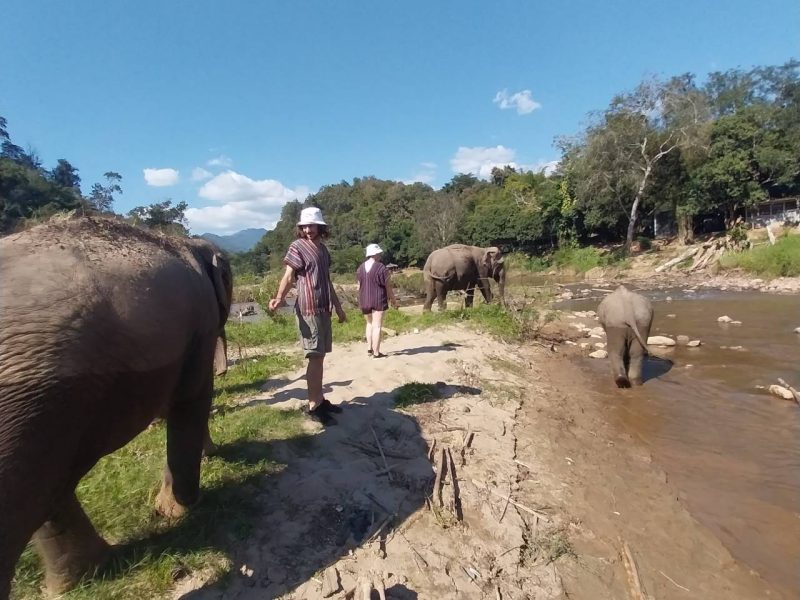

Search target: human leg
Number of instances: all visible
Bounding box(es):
[371,310,385,356]
[365,312,373,354]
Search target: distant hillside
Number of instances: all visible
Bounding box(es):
[200,228,267,253]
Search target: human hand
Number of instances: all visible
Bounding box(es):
[268,298,284,312]
[336,307,347,323]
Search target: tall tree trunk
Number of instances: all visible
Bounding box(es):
[625,168,651,253]
[677,214,694,244]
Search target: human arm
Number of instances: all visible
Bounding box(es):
[268,265,296,312]
[329,279,347,323]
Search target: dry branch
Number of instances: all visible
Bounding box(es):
[620,540,647,600]
[471,479,551,520]
[777,378,800,405]
[446,448,463,521]
[433,449,447,507]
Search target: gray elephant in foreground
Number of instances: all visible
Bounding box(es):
[0,216,233,598]
[597,285,654,388]
[422,244,506,311]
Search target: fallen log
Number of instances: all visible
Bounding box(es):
[655,247,698,272]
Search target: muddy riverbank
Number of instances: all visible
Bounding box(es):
[557,287,800,598]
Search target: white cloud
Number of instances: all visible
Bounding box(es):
[185,170,309,235]
[450,145,519,178]
[535,159,560,176]
[493,89,541,115]
[403,162,437,185]
[143,168,179,187]
[207,155,233,168]
[191,167,213,181]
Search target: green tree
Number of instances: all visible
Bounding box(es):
[127,200,189,235]
[88,171,122,213]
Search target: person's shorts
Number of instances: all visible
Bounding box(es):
[360,305,388,315]
[296,311,332,357]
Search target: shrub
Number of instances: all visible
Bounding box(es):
[719,234,800,277]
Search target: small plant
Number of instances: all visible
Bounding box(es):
[636,236,652,251]
[394,382,441,408]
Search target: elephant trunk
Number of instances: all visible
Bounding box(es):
[496,266,506,304]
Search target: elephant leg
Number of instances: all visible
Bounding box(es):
[155,375,212,518]
[476,279,492,304]
[605,327,631,388]
[423,278,435,312]
[627,338,646,386]
[464,286,475,308]
[32,493,111,595]
[628,319,651,386]
[435,281,447,311]
[202,422,218,457]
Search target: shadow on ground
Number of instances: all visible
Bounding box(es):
[61,380,485,599]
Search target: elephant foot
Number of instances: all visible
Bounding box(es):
[615,375,631,388]
[202,429,218,457]
[33,511,111,595]
[629,377,643,386]
[154,483,191,519]
[42,540,111,596]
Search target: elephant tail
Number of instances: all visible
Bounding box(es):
[627,319,649,354]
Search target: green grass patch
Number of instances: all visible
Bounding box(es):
[505,251,550,272]
[394,382,441,408]
[214,352,301,409]
[718,234,800,277]
[12,404,304,600]
[391,271,425,296]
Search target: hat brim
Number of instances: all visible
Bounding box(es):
[297,220,327,226]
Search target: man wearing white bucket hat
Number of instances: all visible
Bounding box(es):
[268,206,346,425]
[356,243,398,358]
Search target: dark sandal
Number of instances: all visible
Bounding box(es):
[372,352,387,359]
[307,405,337,426]
[320,398,343,413]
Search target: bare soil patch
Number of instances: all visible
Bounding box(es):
[180,323,779,599]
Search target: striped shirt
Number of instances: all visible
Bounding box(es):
[356,260,389,312]
[284,239,332,316]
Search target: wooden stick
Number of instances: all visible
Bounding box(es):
[446,448,463,521]
[777,378,800,405]
[620,540,647,600]
[370,425,390,474]
[659,570,691,593]
[427,438,437,462]
[498,481,512,523]
[471,479,550,520]
[434,449,447,507]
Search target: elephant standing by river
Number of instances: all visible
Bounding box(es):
[422,244,506,311]
[597,285,654,388]
[0,216,232,597]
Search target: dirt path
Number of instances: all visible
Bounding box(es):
[180,323,780,599]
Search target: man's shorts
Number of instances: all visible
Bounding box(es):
[296,311,333,357]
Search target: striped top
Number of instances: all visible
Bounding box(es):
[284,239,332,316]
[356,260,389,312]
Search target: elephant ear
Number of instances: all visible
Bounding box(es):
[482,246,501,271]
[191,240,233,327]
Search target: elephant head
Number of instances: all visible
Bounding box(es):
[480,247,506,302]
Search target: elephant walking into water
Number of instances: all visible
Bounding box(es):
[0,217,232,597]
[597,285,654,388]
[422,244,505,311]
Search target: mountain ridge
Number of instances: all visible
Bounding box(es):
[200,228,266,253]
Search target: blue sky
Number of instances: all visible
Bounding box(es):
[2,1,798,234]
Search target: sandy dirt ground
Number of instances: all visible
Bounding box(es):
[180,319,782,600]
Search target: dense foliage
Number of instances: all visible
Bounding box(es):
[2,60,797,273]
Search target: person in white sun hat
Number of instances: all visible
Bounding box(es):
[268,206,346,426]
[356,243,398,358]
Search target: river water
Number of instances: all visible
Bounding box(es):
[561,288,800,597]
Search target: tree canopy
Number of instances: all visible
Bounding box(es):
[2,59,797,270]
